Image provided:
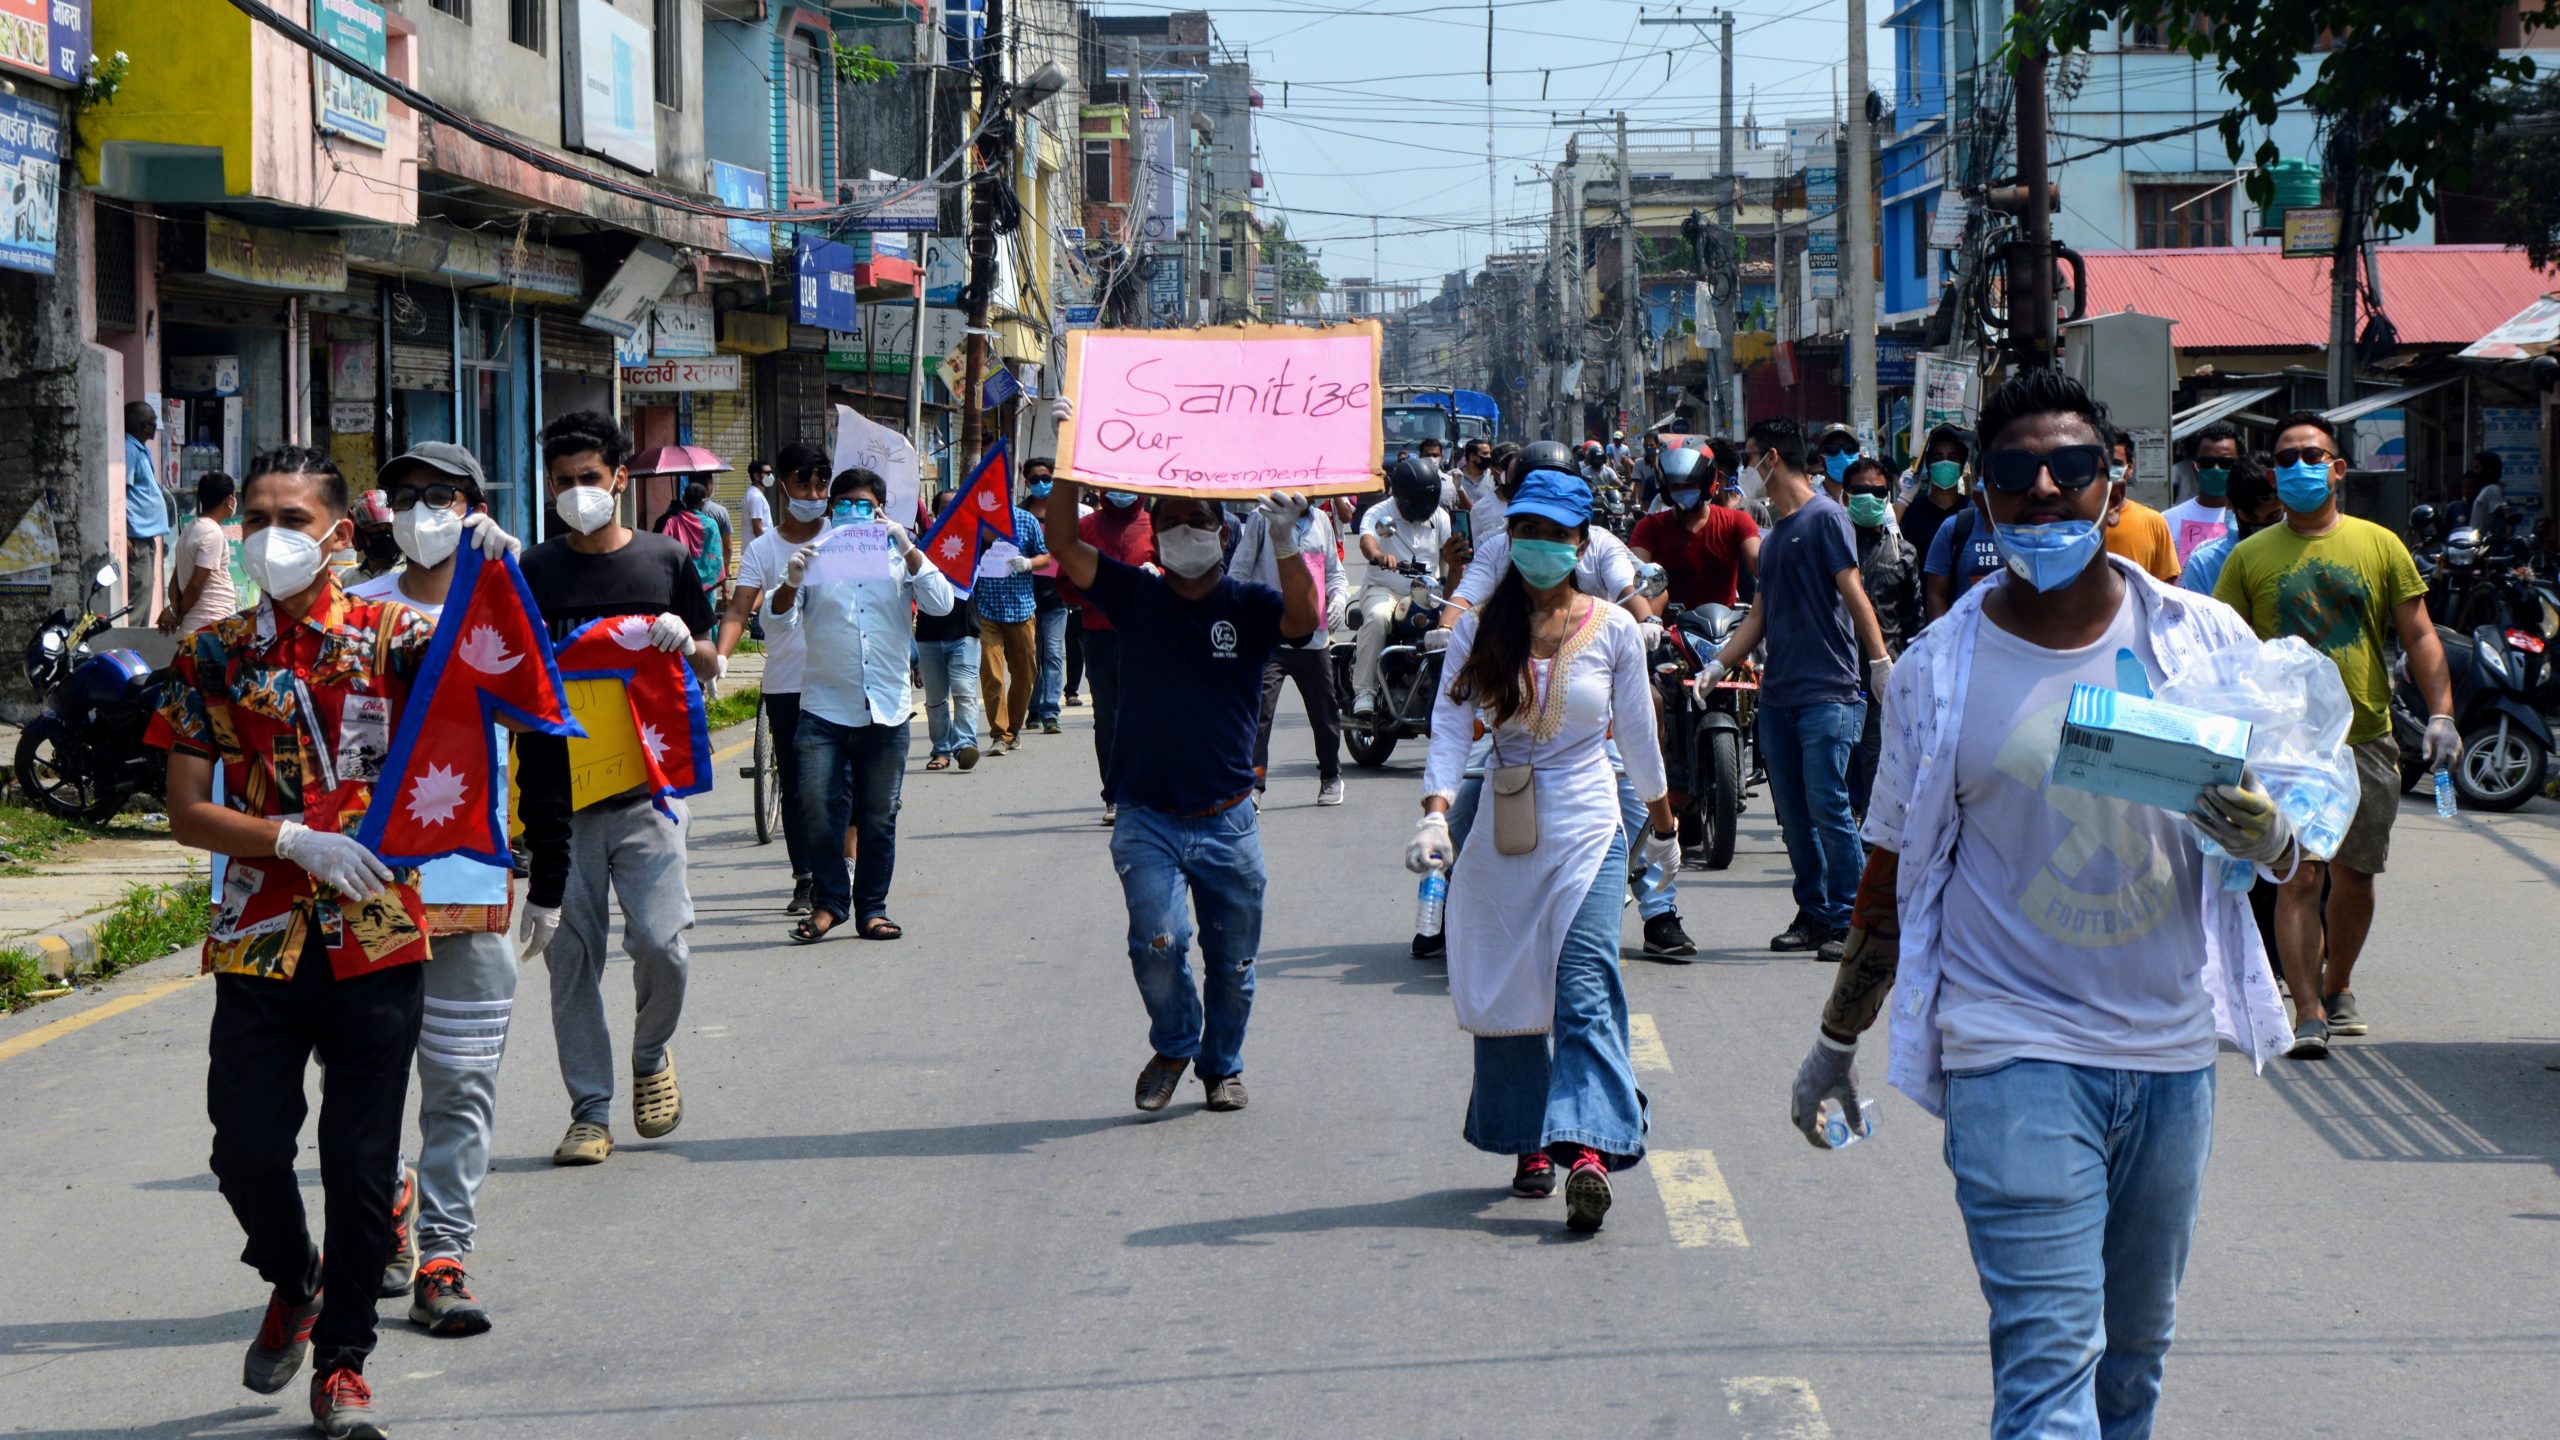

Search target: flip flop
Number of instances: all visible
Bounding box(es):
[926,755,952,771]
[859,916,904,941]
[791,911,843,944]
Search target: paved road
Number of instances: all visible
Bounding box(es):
[5,700,2560,1438]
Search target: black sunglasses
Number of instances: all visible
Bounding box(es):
[2272,446,2333,468]
[389,482,463,512]
[1980,445,2110,493]
[1843,482,1891,497]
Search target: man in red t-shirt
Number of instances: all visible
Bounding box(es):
[1056,489,1157,824]
[1629,445,1761,608]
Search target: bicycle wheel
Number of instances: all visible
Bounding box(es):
[752,699,779,844]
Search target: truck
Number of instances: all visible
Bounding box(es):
[1380,387,1500,466]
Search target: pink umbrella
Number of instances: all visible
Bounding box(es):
[627,444,729,477]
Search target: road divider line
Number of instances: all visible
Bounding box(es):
[711,738,753,764]
[1724,1376,1834,1439]
[1628,1013,1673,1074]
[0,974,203,1064]
[1648,1148,1749,1248]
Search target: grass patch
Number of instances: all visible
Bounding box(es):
[0,944,53,1013]
[735,637,764,654]
[704,684,762,734]
[93,876,211,979]
[0,802,81,873]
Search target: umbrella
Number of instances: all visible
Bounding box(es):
[627,445,729,477]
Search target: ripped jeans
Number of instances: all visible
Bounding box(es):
[1108,800,1266,1079]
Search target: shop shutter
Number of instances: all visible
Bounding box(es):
[387,280,455,393]
[693,380,762,521]
[539,313,615,378]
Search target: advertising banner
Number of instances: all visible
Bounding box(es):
[619,355,744,392]
[313,0,389,148]
[841,178,938,232]
[710,160,772,261]
[1057,323,1385,497]
[0,0,86,87]
[563,0,656,174]
[0,90,61,276]
[794,234,860,331]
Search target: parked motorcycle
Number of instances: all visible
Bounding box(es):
[2391,621,2555,811]
[1653,597,1758,870]
[1336,562,1450,769]
[15,558,175,820]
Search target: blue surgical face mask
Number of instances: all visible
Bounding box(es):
[1509,537,1580,589]
[787,496,829,523]
[1990,518,2106,592]
[1026,480,1054,499]
[1824,452,1855,482]
[1104,490,1139,509]
[1666,488,1702,511]
[2276,461,2332,514]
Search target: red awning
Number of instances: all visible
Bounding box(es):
[2079,245,2556,351]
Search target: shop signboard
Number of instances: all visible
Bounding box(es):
[620,355,744,393]
[1148,257,1185,318]
[205,216,348,292]
[652,293,715,358]
[579,238,680,339]
[710,160,772,261]
[2480,406,2545,523]
[563,0,656,174]
[167,355,243,397]
[1876,339,1915,387]
[1063,304,1102,329]
[2281,207,2340,258]
[841,178,938,233]
[924,238,965,305]
[489,241,583,301]
[313,0,389,149]
[824,304,968,374]
[0,90,62,276]
[794,235,860,332]
[0,0,86,87]
[1908,352,1979,462]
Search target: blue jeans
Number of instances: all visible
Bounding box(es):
[1758,700,1866,929]
[1464,829,1648,1164]
[1944,1060,2216,1440]
[794,713,910,924]
[1033,607,1068,723]
[915,636,981,759]
[763,691,816,879]
[1110,802,1265,1078]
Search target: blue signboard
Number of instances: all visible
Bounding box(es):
[1876,340,1915,388]
[0,91,64,277]
[793,234,860,331]
[711,160,771,261]
[1,0,85,87]
[1147,257,1184,317]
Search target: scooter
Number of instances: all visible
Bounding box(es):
[1335,562,1450,769]
[15,558,176,820]
[2391,621,2555,811]
[1653,597,1757,870]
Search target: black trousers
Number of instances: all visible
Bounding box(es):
[1064,610,1086,698]
[208,944,423,1375]
[1085,627,1122,797]
[1254,644,1341,788]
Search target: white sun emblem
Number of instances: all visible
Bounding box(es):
[939,534,966,561]
[608,616,654,650]
[405,763,467,828]
[975,490,998,511]
[455,623,521,674]
[638,722,671,764]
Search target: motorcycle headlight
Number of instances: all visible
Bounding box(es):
[2481,642,2512,685]
[37,631,63,656]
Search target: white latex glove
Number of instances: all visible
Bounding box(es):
[647,612,693,653]
[1866,654,1893,699]
[784,541,821,588]
[713,653,729,681]
[1639,823,1679,878]
[1004,554,1038,574]
[1140,562,1163,577]
[1406,813,1454,875]
[1327,596,1348,633]
[517,903,562,962]
[1790,1034,1865,1149]
[2422,714,2462,772]
[461,511,520,559]
[1050,396,1075,428]
[1691,657,1729,701]
[1260,492,1313,555]
[881,517,915,556]
[274,820,393,902]
[1639,616,1664,651]
[2190,774,2296,866]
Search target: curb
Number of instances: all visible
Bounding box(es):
[7,885,195,989]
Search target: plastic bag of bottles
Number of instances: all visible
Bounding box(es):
[2156,634,2359,882]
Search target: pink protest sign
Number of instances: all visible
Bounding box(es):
[1057,322,1385,497]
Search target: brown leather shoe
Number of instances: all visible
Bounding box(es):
[1133,1054,1189,1112]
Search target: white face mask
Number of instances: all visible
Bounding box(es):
[1738,457,1770,504]
[244,523,330,600]
[393,504,464,568]
[556,485,618,535]
[1157,526,1225,578]
[787,495,829,523]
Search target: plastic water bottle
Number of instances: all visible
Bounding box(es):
[1819,1097,1876,1150]
[1415,869,1447,937]
[2435,768,2457,819]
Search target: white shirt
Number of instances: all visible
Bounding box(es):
[735,528,814,694]
[1935,592,2216,1074]
[2159,497,2233,568]
[770,540,954,728]
[1359,504,1450,594]
[1454,526,1639,608]
[2471,483,2506,534]
[743,485,773,535]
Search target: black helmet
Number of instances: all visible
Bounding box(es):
[1511,439,1575,487]
[1657,445,1706,488]
[1388,456,1442,520]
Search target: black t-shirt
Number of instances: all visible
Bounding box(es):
[1899,491,1963,568]
[914,593,978,643]
[1083,554,1292,813]
[514,531,715,906]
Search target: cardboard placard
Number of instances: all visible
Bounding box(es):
[1057,322,1385,497]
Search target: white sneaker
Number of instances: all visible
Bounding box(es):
[1100,803,1118,827]
[1317,778,1345,806]
[1351,691,1378,717]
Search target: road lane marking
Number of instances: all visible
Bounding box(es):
[712,738,752,764]
[1628,1013,1673,1074]
[1648,1148,1749,1248]
[0,975,203,1064]
[1725,1377,1833,1439]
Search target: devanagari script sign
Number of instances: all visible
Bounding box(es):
[1058,322,1384,497]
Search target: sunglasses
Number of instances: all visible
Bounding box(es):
[2272,446,2333,468]
[1844,482,1891,497]
[389,482,463,512]
[1979,445,2110,493]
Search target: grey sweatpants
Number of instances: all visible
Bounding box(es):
[406,928,518,1263]
[548,794,694,1127]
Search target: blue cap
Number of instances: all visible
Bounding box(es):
[1506,468,1593,529]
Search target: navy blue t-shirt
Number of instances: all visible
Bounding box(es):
[1083,554,1290,813]
[1758,492,1863,708]
[1923,507,2007,602]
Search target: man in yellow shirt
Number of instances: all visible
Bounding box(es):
[2101,427,2181,583]
[2214,409,2457,1058]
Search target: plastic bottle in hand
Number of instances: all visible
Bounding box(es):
[1819,1097,1876,1150]
[2435,768,2457,819]
[1415,869,1448,937]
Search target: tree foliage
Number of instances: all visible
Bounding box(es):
[1261,220,1327,300]
[2471,78,2560,270]
[2009,1,2559,232]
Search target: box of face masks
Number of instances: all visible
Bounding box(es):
[2049,684,2250,812]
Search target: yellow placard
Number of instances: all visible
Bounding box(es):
[564,677,649,810]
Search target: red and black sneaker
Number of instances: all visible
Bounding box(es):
[410,1256,492,1337]
[378,1167,419,1298]
[310,1366,389,1440]
[1563,1149,1613,1233]
[242,1281,322,1394]
[1511,1153,1557,1198]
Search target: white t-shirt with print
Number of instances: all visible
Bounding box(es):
[2159,497,2233,568]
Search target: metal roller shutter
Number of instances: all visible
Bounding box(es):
[763,352,828,457]
[538,313,614,378]
[693,378,762,521]
[386,280,454,393]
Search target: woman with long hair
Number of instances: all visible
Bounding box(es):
[1407,468,1678,1233]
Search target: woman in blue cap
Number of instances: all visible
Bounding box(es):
[1406,467,1679,1233]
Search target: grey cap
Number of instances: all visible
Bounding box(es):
[380,441,487,491]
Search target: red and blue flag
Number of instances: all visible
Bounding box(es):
[915,440,1020,598]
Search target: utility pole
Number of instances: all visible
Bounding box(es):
[1553,152,1574,440]
[958,0,1007,472]
[1844,0,1877,448]
[907,65,937,444]
[2010,0,2056,369]
[2325,111,2366,446]
[1616,110,1641,440]
[1639,10,1737,432]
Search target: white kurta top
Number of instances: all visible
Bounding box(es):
[1423,601,1666,1036]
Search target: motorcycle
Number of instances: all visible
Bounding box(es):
[15,558,176,821]
[2391,621,2556,811]
[1336,561,1450,769]
[1652,594,1757,870]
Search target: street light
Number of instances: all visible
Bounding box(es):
[1012,62,1067,113]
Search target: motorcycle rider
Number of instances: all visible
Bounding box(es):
[1630,444,1762,611]
[1352,457,1453,719]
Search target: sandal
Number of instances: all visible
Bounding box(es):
[926,755,952,771]
[859,916,904,941]
[791,910,843,944]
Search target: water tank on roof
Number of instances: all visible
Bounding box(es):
[2264,160,2322,218]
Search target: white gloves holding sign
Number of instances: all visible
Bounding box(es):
[784,542,822,589]
[1051,397,1075,428]
[275,820,394,902]
[1005,554,1038,574]
[1261,493,1313,555]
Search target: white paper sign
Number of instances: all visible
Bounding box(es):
[802,523,897,586]
[977,540,1022,579]
[830,404,922,528]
